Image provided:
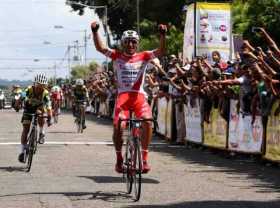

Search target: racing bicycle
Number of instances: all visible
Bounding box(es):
[119,113,153,201]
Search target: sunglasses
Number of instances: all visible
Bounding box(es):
[124,39,138,45]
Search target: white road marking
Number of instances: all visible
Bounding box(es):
[0,141,167,145]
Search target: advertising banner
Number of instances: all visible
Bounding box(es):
[204,107,228,148]
[184,96,202,143]
[228,100,263,153]
[157,97,167,136]
[196,2,232,62]
[266,100,280,161]
[183,3,195,62]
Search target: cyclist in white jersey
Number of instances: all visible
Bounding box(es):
[91,21,167,173]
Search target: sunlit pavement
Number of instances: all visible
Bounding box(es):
[0,109,279,208]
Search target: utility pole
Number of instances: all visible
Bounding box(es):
[67,45,71,79]
[54,62,57,85]
[84,29,87,65]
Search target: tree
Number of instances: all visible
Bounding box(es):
[71,0,186,36]
[233,0,280,46]
[70,61,100,79]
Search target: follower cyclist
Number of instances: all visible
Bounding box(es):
[72,79,89,129]
[91,21,167,173]
[18,73,52,163]
[51,84,63,115]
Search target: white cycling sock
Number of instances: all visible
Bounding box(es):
[20,144,27,153]
[39,127,45,134]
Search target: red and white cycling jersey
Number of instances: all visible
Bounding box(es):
[105,49,155,95]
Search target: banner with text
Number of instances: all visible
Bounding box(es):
[157,97,168,136]
[196,2,232,62]
[183,3,195,62]
[228,100,263,153]
[266,100,280,160]
[184,96,202,143]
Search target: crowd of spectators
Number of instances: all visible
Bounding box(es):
[60,28,280,143]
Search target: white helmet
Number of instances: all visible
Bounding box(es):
[34,73,48,85]
[121,30,139,42]
[75,79,84,86]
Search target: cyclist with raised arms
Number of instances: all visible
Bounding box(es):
[91,21,167,173]
[18,73,52,163]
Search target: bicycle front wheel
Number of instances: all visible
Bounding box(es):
[124,139,133,194]
[133,137,142,201]
[26,130,36,172]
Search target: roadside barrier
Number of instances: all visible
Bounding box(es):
[155,96,280,162]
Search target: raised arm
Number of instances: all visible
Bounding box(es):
[259,28,280,56]
[91,21,110,55]
[153,24,167,57]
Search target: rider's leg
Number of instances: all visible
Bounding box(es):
[113,93,129,173]
[113,126,123,158]
[38,117,45,134]
[38,117,46,144]
[21,123,31,151]
[134,93,153,172]
[19,118,31,162]
[141,120,152,160]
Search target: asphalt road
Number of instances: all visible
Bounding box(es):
[0,109,279,208]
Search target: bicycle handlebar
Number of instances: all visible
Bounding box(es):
[23,112,49,118]
[119,118,154,122]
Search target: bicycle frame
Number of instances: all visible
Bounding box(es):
[119,114,153,201]
[75,100,86,133]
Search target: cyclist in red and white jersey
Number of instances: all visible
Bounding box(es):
[91,21,167,173]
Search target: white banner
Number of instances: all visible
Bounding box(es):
[183,3,195,62]
[184,96,202,143]
[196,2,232,62]
[229,100,263,153]
[157,97,167,136]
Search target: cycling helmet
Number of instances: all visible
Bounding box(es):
[121,30,139,42]
[75,79,84,86]
[34,73,48,85]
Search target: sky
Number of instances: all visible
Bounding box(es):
[0,0,107,80]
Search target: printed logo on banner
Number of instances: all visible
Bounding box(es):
[228,100,263,153]
[184,96,202,143]
[195,2,232,62]
[219,25,227,32]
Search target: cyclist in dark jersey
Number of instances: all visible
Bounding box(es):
[18,73,52,163]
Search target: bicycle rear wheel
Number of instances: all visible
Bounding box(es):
[26,130,36,172]
[132,137,142,201]
[124,138,133,194]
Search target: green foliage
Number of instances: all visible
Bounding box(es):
[68,0,280,54]
[233,0,280,46]
[70,61,99,79]
[68,0,186,46]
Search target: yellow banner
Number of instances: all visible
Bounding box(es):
[197,2,231,11]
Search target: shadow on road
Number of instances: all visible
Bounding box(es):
[48,131,77,134]
[0,166,26,172]
[124,200,280,208]
[0,191,131,203]
[151,144,280,195]
[79,176,160,184]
